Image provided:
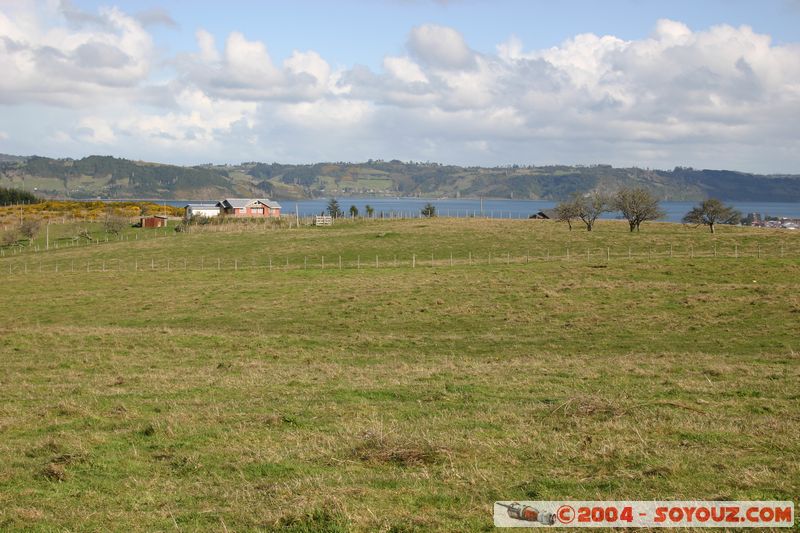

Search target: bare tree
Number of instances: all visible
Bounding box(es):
[554,199,580,230]
[614,188,665,232]
[575,192,611,232]
[682,199,741,233]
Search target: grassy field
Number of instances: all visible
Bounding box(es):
[1,218,798,531]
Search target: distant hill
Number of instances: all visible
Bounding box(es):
[0,153,27,163]
[1,155,799,201]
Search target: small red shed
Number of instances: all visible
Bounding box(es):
[140,215,168,228]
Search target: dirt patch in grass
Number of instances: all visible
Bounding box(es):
[38,452,85,480]
[40,462,66,482]
[548,395,628,420]
[350,429,445,467]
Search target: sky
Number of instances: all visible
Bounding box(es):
[1,0,799,173]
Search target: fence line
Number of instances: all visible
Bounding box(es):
[1,245,797,276]
[3,212,797,259]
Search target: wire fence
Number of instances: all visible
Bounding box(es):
[2,243,797,276]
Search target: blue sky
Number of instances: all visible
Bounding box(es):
[1,0,799,171]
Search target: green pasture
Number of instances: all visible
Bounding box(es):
[0,218,798,531]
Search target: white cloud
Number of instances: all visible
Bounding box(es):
[180,29,332,101]
[0,3,153,106]
[383,56,428,83]
[134,7,176,28]
[77,116,116,143]
[277,98,373,130]
[284,50,332,93]
[194,28,219,63]
[0,130,8,140]
[0,5,799,172]
[407,24,476,69]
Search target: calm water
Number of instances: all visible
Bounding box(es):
[164,197,800,222]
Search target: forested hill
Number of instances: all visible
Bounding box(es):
[1,154,799,201]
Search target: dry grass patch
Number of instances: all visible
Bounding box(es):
[349,427,447,468]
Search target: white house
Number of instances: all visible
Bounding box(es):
[185,203,222,218]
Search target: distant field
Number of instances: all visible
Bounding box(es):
[1,218,798,531]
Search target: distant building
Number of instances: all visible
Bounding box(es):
[745,212,763,226]
[217,198,281,217]
[530,209,557,220]
[185,203,221,218]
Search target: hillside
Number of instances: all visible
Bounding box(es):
[2,154,800,201]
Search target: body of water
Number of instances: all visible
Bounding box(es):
[161,197,800,223]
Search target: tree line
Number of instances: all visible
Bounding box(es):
[325,198,438,219]
[554,188,741,233]
[0,187,41,205]
[324,192,741,232]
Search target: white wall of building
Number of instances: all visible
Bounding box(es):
[187,206,221,218]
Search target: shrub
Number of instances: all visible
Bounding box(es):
[19,218,41,239]
[103,215,128,234]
